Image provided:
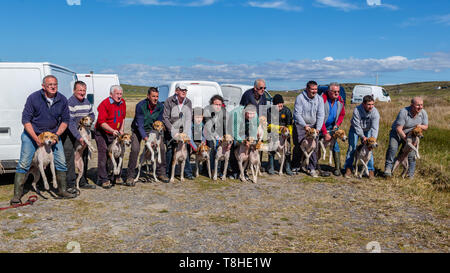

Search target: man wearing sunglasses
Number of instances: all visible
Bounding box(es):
[239,79,268,117]
[319,83,346,176]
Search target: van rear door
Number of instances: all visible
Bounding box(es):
[92,75,119,115]
[221,85,243,112]
[46,64,77,99]
[352,86,372,103]
[185,82,221,108]
[0,66,42,161]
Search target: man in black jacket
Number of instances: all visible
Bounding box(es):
[267,94,294,175]
[239,79,268,117]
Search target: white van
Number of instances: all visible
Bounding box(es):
[351,85,391,104]
[220,84,273,112]
[76,73,120,120]
[0,62,77,173]
[157,81,223,109]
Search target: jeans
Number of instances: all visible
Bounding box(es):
[16,131,67,174]
[384,130,416,176]
[344,127,374,171]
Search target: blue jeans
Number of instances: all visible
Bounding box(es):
[344,127,374,171]
[16,131,67,174]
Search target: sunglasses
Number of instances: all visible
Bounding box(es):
[256,87,266,90]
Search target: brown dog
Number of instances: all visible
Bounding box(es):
[74,116,96,191]
[108,133,132,177]
[392,126,423,178]
[319,129,347,165]
[300,127,319,170]
[354,137,378,178]
[213,134,234,181]
[234,136,256,182]
[169,133,190,183]
[195,142,211,178]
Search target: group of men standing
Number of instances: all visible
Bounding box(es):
[9,75,428,205]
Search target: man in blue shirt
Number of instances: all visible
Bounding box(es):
[10,75,76,205]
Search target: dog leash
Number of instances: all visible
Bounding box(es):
[0,195,38,211]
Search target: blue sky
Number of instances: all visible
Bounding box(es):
[0,0,449,89]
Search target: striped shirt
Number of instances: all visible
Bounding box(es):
[67,95,95,141]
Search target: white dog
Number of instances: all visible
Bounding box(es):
[25,132,59,194]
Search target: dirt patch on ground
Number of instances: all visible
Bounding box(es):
[1,171,448,252]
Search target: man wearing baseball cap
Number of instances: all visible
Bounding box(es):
[162,83,194,181]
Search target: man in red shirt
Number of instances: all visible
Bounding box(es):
[94,85,126,188]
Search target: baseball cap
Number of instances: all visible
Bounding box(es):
[175,83,189,91]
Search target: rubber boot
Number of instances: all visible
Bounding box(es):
[267,153,275,175]
[10,172,26,205]
[285,158,293,176]
[332,151,342,176]
[56,171,77,199]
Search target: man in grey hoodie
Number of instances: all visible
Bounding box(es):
[292,81,326,177]
[344,95,380,179]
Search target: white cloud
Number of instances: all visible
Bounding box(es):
[123,0,216,6]
[66,0,81,5]
[103,53,450,87]
[247,1,302,11]
[402,14,450,27]
[366,0,381,6]
[315,0,358,11]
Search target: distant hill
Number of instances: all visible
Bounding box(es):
[121,81,450,98]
